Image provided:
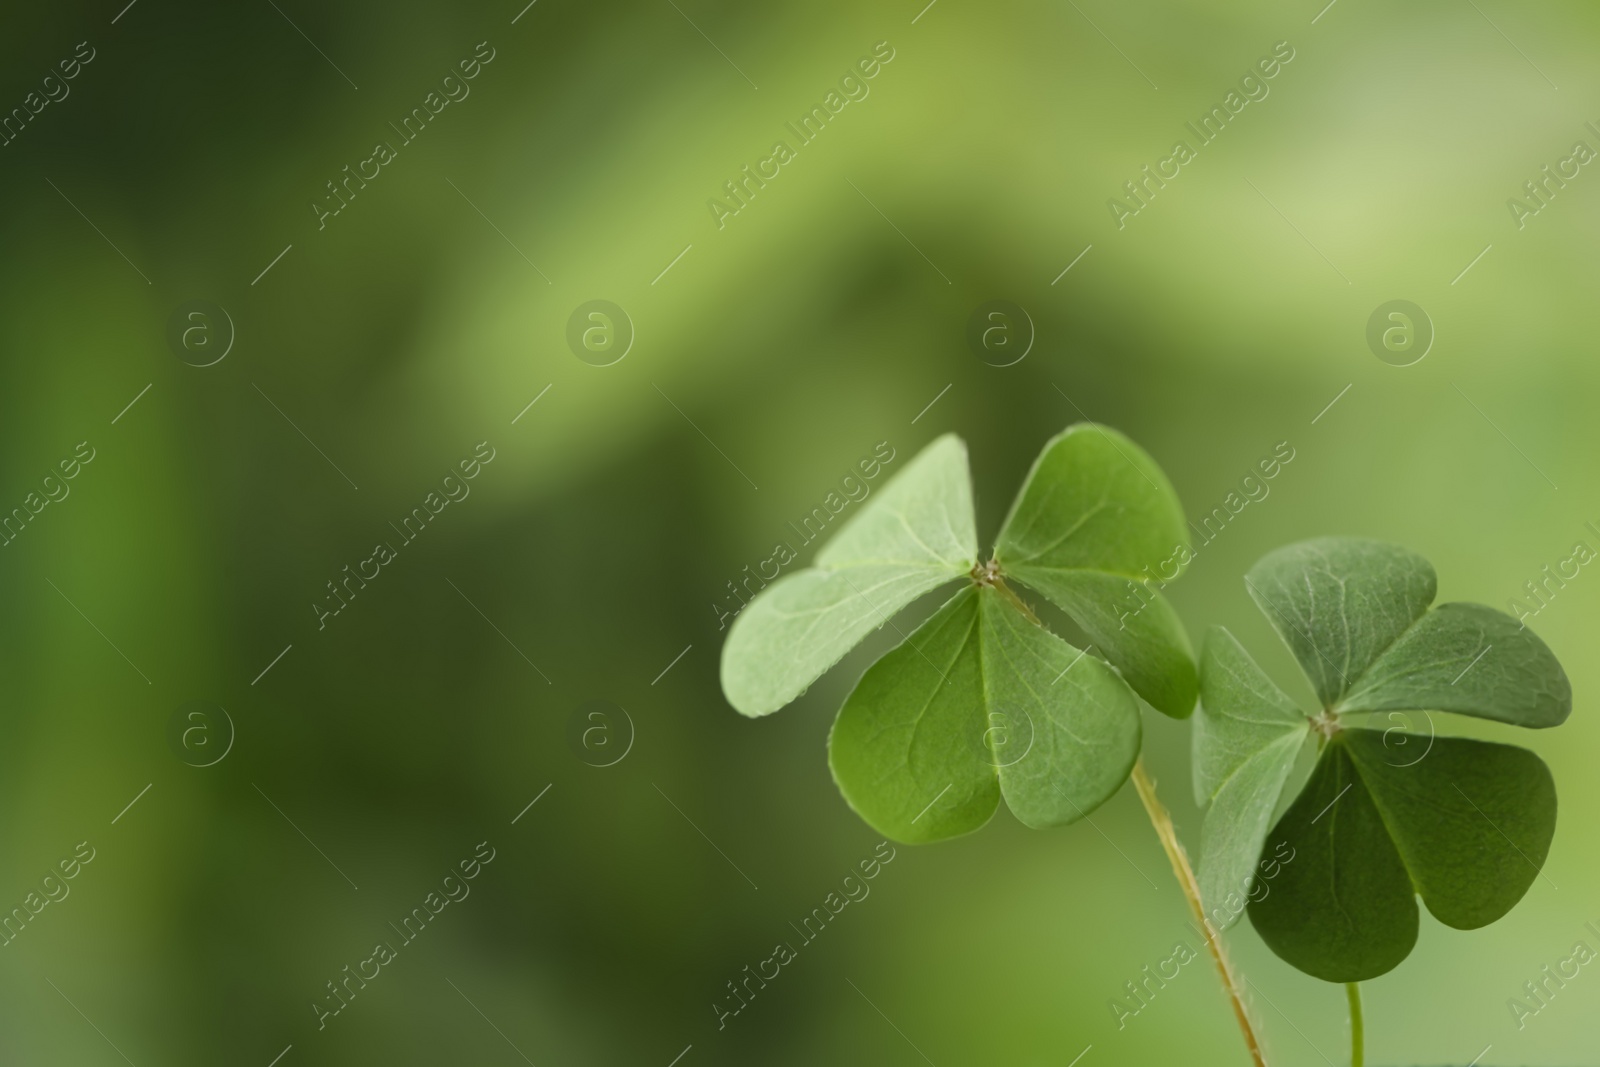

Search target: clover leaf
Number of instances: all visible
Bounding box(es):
[1193,537,1571,982]
[720,434,979,719]
[994,424,1197,717]
[720,424,1197,843]
[829,583,1142,843]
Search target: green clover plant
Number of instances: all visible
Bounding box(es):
[1194,537,1570,984]
[720,425,1195,843]
[722,426,1574,1067]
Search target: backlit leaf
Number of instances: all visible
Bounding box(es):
[1197,733,1306,932]
[1194,627,1312,928]
[720,434,977,717]
[1193,627,1308,802]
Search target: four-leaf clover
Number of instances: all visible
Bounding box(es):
[1193,537,1570,981]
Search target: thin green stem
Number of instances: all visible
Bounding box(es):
[1130,759,1268,1067]
[991,565,1266,1064]
[1346,982,1364,1067]
[989,574,1042,626]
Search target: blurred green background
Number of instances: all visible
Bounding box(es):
[1,0,1596,1063]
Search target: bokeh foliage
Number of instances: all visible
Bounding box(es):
[1,0,1597,1063]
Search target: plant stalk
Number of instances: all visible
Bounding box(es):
[1346,982,1363,1067]
[986,572,1043,626]
[1130,757,1268,1067]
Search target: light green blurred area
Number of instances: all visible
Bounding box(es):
[0,0,1597,1063]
